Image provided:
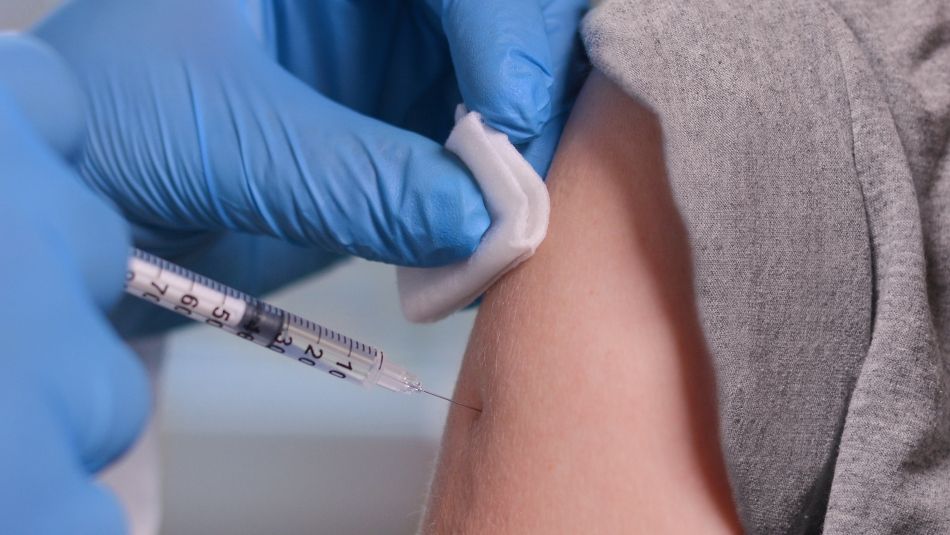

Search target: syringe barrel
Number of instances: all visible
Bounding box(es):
[124,248,414,391]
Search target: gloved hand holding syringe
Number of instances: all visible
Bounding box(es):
[126,247,480,412]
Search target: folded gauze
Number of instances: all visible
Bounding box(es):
[397,107,550,323]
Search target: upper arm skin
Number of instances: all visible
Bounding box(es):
[422,72,742,534]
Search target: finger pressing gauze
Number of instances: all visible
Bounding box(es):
[397,106,550,323]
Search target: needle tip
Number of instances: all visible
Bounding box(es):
[422,389,482,413]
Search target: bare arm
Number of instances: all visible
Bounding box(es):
[423,72,741,534]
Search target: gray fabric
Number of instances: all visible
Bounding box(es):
[582,1,950,533]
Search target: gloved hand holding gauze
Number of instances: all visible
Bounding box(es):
[397,107,550,323]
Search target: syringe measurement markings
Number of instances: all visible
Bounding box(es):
[125,248,480,406]
[130,253,255,336]
[277,316,367,379]
[133,255,316,369]
[134,248,246,302]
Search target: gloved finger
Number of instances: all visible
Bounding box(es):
[35,1,490,268]
[151,53,491,267]
[0,90,130,312]
[0,34,85,160]
[516,0,589,176]
[0,144,145,535]
[2,302,150,476]
[0,177,149,473]
[52,296,151,473]
[0,284,147,534]
[435,0,554,143]
[0,380,129,535]
[248,72,491,266]
[518,108,571,176]
[538,0,590,108]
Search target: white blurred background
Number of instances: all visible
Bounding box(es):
[1,3,475,533]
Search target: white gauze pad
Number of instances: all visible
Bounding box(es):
[397,108,550,323]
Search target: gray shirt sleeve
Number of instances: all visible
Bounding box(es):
[582,1,950,532]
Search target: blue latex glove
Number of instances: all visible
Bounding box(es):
[267,0,589,173]
[0,36,148,534]
[33,0,587,271]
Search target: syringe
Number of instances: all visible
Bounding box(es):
[123,247,478,411]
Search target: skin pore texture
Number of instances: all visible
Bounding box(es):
[422,72,742,534]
